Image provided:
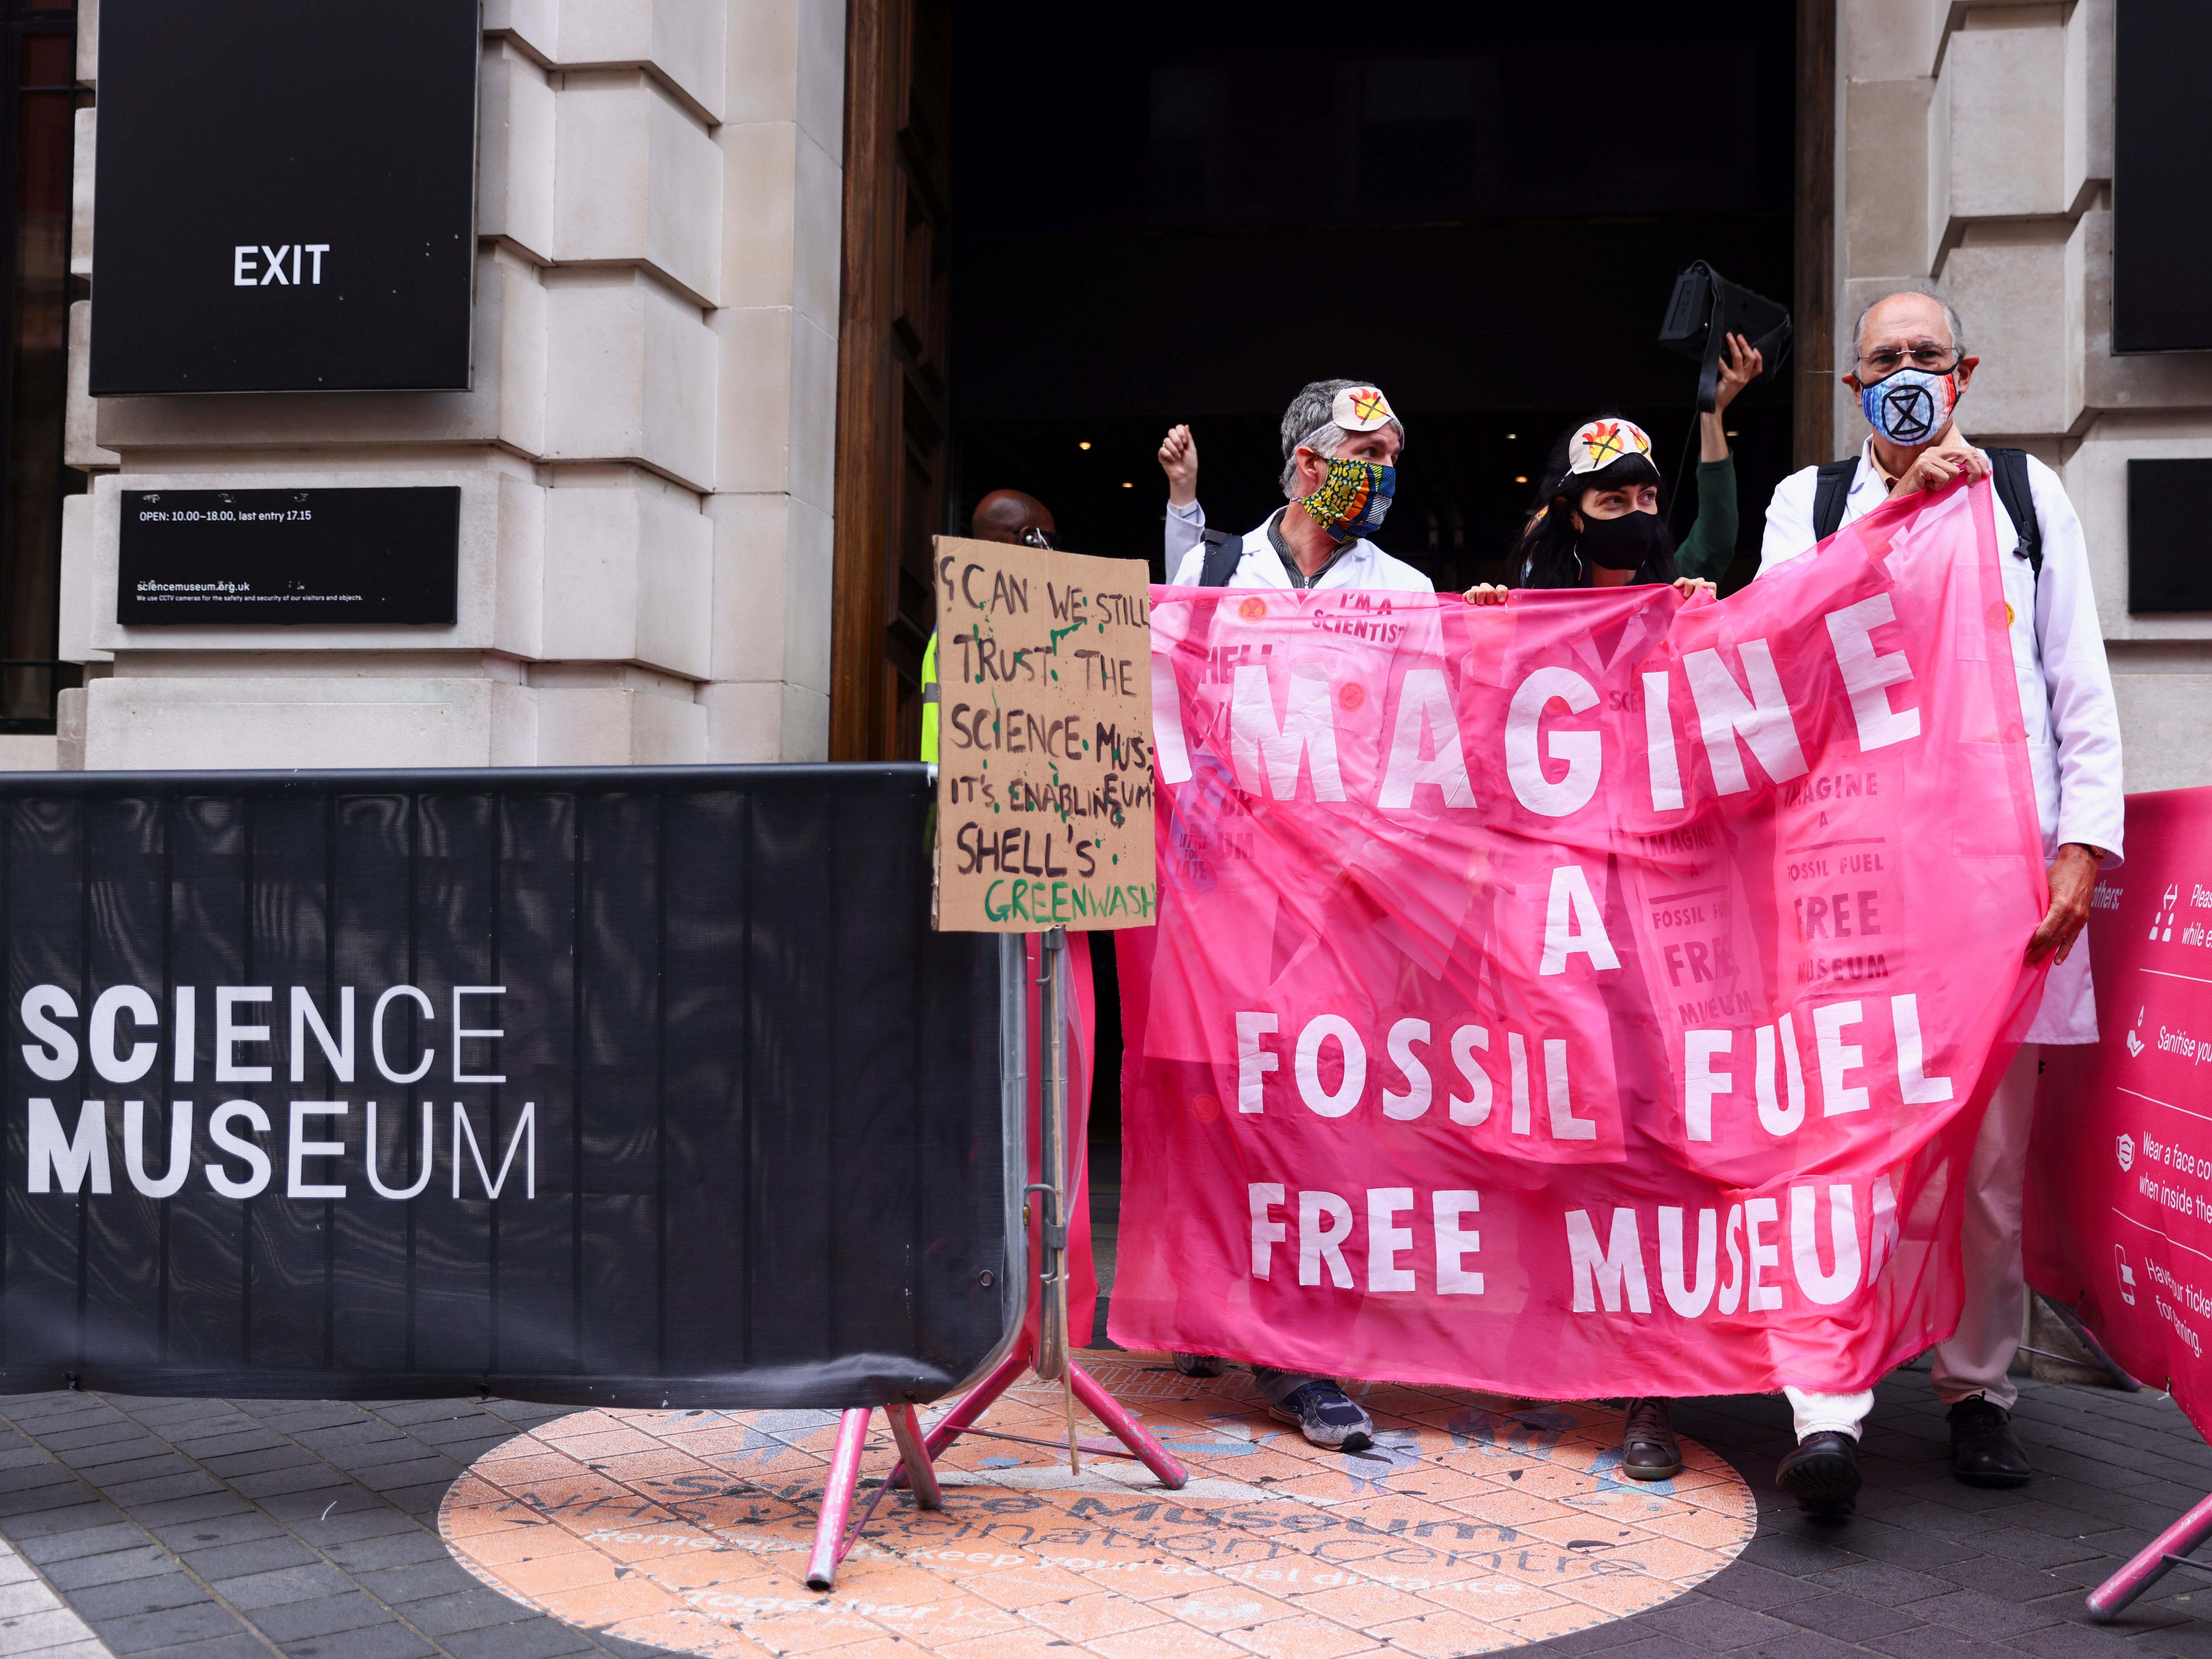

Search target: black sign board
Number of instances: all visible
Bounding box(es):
[2128,459,2212,612]
[0,765,1025,1408]
[118,487,461,625]
[2115,0,2212,351]
[88,0,479,394]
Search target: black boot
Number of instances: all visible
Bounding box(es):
[1949,1397,2031,1488]
[1620,1398,1681,1480]
[1776,1431,1860,1516]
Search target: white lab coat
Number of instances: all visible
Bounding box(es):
[1759,437,2125,1044]
[1166,509,1434,594]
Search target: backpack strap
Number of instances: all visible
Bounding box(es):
[1810,457,1860,543]
[1985,447,2042,579]
[1197,528,1243,588]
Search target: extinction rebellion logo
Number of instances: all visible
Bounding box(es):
[17,982,534,1202]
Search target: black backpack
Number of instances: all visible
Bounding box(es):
[1811,447,2042,579]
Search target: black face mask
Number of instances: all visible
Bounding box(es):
[1578,507,1665,573]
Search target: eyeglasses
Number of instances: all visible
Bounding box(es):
[1857,345,1961,377]
[1019,526,1058,549]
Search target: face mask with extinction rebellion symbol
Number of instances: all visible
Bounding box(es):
[1859,364,1960,447]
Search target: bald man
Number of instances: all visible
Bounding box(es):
[1757,288,2123,1515]
[922,489,1058,765]
[971,489,1056,547]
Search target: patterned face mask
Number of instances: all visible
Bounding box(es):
[1299,457,1395,543]
[1859,365,1960,446]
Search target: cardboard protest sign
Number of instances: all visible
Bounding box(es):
[931,536,1156,933]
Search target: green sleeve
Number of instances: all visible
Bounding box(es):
[1672,453,1740,581]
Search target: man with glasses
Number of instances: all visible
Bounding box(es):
[1754,289,2124,1515]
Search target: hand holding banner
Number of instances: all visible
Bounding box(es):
[1115,480,2050,1400]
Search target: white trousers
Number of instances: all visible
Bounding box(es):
[1783,1042,2041,1441]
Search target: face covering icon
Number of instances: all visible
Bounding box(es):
[1859,365,1958,446]
[1299,456,1395,543]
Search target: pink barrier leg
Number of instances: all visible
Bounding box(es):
[887,1335,1033,1490]
[805,1408,874,1590]
[1069,1359,1187,1490]
[2088,1489,2212,1622]
[886,1403,942,1510]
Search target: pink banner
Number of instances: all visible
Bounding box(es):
[1112,481,2050,1398]
[2027,788,2212,1427]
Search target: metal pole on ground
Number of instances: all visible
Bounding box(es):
[2088,1489,2212,1621]
[1036,926,1082,1473]
[808,931,1187,1590]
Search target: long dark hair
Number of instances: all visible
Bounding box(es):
[1509,420,1680,589]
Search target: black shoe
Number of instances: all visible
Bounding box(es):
[1620,1398,1681,1481]
[1949,1397,2032,1488]
[1172,1352,1226,1378]
[1268,1381,1374,1451]
[1777,1431,1861,1516]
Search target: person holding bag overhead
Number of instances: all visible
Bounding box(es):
[1451,335,1761,1480]
[1464,331,1762,602]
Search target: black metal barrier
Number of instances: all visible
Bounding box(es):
[0,764,1026,1409]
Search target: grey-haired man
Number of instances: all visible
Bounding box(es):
[1163,379,1431,595]
[1153,380,1425,1452]
[1758,289,2123,1515]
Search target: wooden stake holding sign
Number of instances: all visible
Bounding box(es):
[927,533,1166,1481]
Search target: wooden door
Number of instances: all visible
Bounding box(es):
[830,0,952,762]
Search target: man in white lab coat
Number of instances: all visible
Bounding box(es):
[1162,380,1433,595]
[1153,382,1424,1454]
[1758,290,2125,1515]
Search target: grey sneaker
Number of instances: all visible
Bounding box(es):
[1269,1381,1374,1451]
[1172,1352,1227,1377]
[1620,1397,1681,1480]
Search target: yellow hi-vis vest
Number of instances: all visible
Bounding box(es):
[919,632,939,763]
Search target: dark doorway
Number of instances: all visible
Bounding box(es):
[947,3,1798,599]
[942,4,1803,1147]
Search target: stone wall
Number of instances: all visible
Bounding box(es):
[1838,0,2212,793]
[55,0,845,770]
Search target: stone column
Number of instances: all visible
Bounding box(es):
[1836,0,2212,791]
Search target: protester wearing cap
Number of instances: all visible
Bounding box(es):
[1457,410,1714,1486]
[1150,385,1414,1455]
[1755,289,2124,1515]
[1161,381,1432,594]
[1463,416,1718,609]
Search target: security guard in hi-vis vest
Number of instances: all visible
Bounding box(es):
[925,489,1059,760]
[919,632,939,763]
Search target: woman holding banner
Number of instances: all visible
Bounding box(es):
[1464,332,1761,601]
[1455,361,1755,1481]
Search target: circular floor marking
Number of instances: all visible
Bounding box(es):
[441,1350,1756,1659]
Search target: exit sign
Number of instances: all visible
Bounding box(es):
[88,0,479,395]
